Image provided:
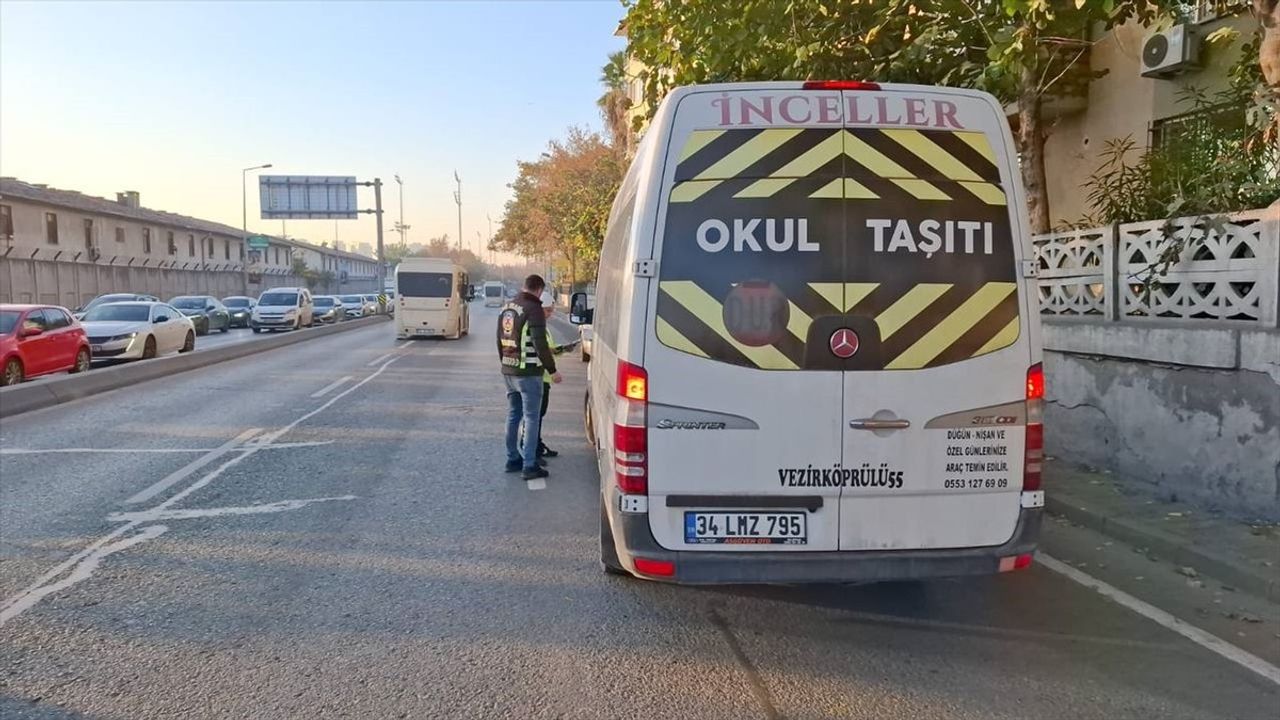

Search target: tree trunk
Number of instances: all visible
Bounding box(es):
[1258,1,1279,88]
[1017,65,1051,235]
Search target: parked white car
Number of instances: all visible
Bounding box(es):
[251,287,314,332]
[81,301,195,361]
[338,294,367,319]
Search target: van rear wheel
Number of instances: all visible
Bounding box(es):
[600,499,626,576]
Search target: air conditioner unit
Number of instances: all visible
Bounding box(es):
[1141,24,1201,78]
[87,246,101,261]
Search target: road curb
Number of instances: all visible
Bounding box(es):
[0,316,390,420]
[1045,494,1279,602]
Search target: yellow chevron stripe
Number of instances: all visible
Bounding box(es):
[890,178,952,201]
[958,180,1007,206]
[875,284,952,339]
[808,282,878,312]
[661,281,797,369]
[786,301,813,342]
[669,180,719,204]
[770,131,843,177]
[680,130,725,162]
[736,178,796,198]
[843,178,879,200]
[843,131,913,177]
[808,179,843,199]
[657,316,709,358]
[845,283,878,312]
[694,128,803,180]
[809,283,844,311]
[954,131,997,164]
[887,283,1018,369]
[881,129,983,182]
[973,316,1020,357]
[808,178,878,200]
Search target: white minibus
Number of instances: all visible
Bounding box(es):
[395,258,469,339]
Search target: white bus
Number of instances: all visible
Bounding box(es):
[395,258,469,339]
[482,281,505,308]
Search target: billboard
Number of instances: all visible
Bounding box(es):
[259,175,358,219]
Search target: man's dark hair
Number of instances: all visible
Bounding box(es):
[524,274,546,293]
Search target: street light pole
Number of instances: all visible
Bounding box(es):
[452,171,462,254]
[393,174,408,246]
[241,163,272,294]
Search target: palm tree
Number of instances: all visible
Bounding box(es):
[598,51,632,155]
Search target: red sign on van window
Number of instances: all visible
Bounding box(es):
[711,94,965,130]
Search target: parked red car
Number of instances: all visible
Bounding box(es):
[0,304,93,386]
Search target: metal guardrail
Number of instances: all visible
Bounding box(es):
[1033,208,1279,327]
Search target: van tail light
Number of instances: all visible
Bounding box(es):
[1024,363,1044,492]
[614,361,648,495]
[802,80,882,91]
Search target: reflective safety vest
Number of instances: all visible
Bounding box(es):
[497,304,540,370]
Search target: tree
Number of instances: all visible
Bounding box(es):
[621,0,1176,233]
[492,128,624,287]
[599,51,634,154]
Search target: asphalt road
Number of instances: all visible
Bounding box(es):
[1,302,1276,719]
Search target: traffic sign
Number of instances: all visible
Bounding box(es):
[247,235,270,249]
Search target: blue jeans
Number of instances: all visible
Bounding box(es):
[504,374,545,471]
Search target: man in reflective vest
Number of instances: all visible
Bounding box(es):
[497,274,561,480]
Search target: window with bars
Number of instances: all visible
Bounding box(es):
[0,205,12,238]
[83,219,94,250]
[45,212,59,244]
[142,228,152,253]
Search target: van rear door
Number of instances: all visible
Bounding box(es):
[643,87,849,552]
[834,88,1029,549]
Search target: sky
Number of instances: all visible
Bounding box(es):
[0,0,625,263]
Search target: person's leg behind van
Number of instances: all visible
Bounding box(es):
[537,382,558,458]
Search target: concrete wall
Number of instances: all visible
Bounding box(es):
[1043,320,1280,520]
[0,256,381,307]
[1043,13,1254,226]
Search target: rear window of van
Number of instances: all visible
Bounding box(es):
[655,126,1019,371]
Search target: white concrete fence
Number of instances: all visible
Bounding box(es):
[1031,206,1279,520]
[1034,207,1279,327]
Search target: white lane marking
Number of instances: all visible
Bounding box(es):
[0,356,401,626]
[397,341,412,348]
[526,478,546,491]
[310,376,352,398]
[1039,553,1280,686]
[122,428,261,505]
[108,495,358,523]
[366,353,392,366]
[0,525,169,626]
[151,355,400,513]
[1,441,333,456]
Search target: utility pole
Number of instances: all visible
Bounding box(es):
[241,163,272,294]
[453,171,462,254]
[373,178,385,289]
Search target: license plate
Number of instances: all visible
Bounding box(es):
[415,328,432,335]
[684,512,807,545]
[90,345,102,353]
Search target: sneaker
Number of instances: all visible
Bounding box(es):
[537,456,548,467]
[539,445,560,458]
[505,460,522,473]
[522,466,550,480]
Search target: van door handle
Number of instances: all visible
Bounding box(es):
[849,418,911,430]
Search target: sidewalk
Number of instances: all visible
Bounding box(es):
[1044,459,1280,601]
